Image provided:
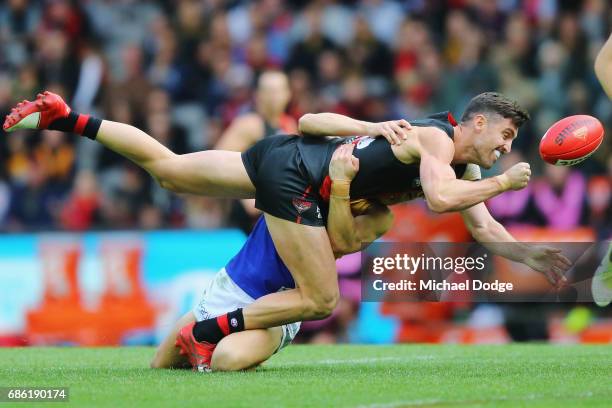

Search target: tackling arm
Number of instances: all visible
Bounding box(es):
[325,144,393,257]
[328,189,393,257]
[298,113,411,145]
[299,113,375,136]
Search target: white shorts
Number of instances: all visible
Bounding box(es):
[192,268,300,352]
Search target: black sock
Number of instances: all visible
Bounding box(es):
[48,111,102,140]
[192,308,245,344]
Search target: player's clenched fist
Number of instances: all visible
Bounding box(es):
[329,143,360,181]
[496,162,531,191]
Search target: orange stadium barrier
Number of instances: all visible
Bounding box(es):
[95,240,155,345]
[386,203,471,242]
[25,239,156,345]
[26,240,96,345]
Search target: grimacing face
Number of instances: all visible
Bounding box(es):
[471,114,518,169]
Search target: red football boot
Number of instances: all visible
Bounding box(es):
[175,322,216,373]
[3,91,71,132]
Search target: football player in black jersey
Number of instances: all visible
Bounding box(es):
[4,91,571,371]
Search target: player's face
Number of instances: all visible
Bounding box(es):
[256,74,291,113]
[473,115,517,169]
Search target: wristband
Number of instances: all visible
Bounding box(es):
[495,174,511,191]
[331,179,351,199]
[330,194,350,200]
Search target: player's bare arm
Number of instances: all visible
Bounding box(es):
[298,112,412,145]
[461,203,571,286]
[411,127,530,213]
[326,144,393,256]
[595,33,612,99]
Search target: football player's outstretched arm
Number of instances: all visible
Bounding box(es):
[595,33,612,99]
[326,144,393,256]
[298,113,411,145]
[461,203,572,286]
[418,129,530,213]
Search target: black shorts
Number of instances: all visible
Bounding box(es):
[241,136,326,227]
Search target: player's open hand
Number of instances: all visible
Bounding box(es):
[329,143,360,181]
[524,246,572,287]
[367,119,412,145]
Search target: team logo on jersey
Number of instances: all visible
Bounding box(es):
[292,198,313,213]
[356,136,375,149]
[230,318,238,328]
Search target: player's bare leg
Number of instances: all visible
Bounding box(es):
[177,214,339,371]
[150,312,195,369]
[97,121,255,198]
[150,311,282,371]
[3,91,255,198]
[242,214,340,327]
[4,92,340,369]
[211,327,283,371]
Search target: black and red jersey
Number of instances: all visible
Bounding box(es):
[297,112,468,202]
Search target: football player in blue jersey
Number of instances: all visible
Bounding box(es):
[149,143,391,371]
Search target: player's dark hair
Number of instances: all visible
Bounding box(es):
[460,92,530,128]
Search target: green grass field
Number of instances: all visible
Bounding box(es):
[1,345,611,407]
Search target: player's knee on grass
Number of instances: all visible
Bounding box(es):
[211,328,282,371]
[211,347,256,371]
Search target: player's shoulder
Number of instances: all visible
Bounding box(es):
[413,126,455,157]
[415,125,453,143]
[391,126,453,164]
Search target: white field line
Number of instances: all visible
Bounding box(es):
[275,355,436,367]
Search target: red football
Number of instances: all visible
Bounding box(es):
[539,115,604,166]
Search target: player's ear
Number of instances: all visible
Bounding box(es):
[473,114,487,131]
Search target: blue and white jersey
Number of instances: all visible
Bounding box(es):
[225,216,296,299]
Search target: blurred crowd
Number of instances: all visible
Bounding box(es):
[0,0,610,233]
